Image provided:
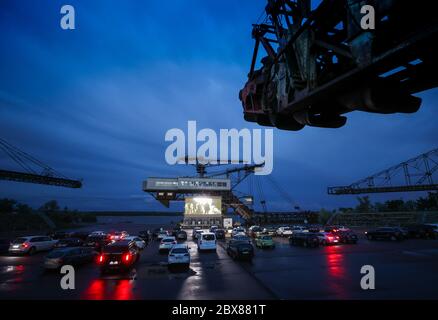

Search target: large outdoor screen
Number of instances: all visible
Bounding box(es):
[184,196,222,215]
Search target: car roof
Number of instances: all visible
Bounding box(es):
[171,244,188,250]
[201,232,215,236]
[52,247,83,253]
[162,236,176,240]
[107,240,133,247]
[20,235,46,239]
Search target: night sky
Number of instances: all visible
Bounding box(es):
[1,0,437,212]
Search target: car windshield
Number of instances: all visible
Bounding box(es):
[87,236,102,241]
[12,238,27,244]
[202,234,215,241]
[171,248,188,254]
[262,236,272,240]
[237,244,252,250]
[283,227,291,230]
[163,238,174,243]
[103,246,128,253]
[47,251,67,258]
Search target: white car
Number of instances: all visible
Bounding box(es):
[276,227,293,237]
[159,236,177,252]
[291,226,308,234]
[232,227,246,237]
[168,244,190,268]
[125,236,146,250]
[157,231,168,240]
[197,232,217,251]
[89,231,106,237]
[193,229,209,240]
[9,236,57,255]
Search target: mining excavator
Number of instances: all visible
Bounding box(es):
[239,0,438,131]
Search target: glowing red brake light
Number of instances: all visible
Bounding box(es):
[22,243,29,248]
[123,253,132,263]
[97,254,105,264]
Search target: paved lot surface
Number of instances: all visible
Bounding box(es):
[1,220,438,300]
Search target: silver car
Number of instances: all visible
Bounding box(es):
[9,236,57,255]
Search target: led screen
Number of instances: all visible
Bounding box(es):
[184,196,222,215]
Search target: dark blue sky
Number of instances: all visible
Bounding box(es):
[1,0,437,212]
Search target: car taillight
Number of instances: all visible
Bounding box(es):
[328,236,333,241]
[123,253,132,263]
[22,243,29,248]
[97,254,105,264]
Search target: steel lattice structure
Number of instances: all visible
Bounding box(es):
[328,148,438,195]
[0,138,82,189]
[240,0,438,131]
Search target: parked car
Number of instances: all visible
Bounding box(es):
[289,232,320,248]
[88,231,106,237]
[337,231,358,244]
[231,235,252,244]
[425,224,438,238]
[159,236,177,253]
[54,238,84,249]
[138,230,152,243]
[232,227,246,237]
[170,228,180,237]
[157,230,169,241]
[404,224,436,239]
[307,226,323,233]
[255,235,275,248]
[168,244,191,269]
[9,236,57,255]
[214,229,226,240]
[69,232,90,241]
[125,236,146,250]
[108,231,129,241]
[250,226,264,238]
[262,227,277,236]
[97,240,140,274]
[365,227,405,241]
[191,227,202,239]
[324,226,350,233]
[209,225,219,233]
[316,232,340,245]
[193,229,206,241]
[152,228,163,239]
[176,230,188,241]
[276,226,293,237]
[291,226,308,234]
[44,247,97,270]
[0,239,10,255]
[227,241,254,260]
[198,232,217,251]
[48,231,69,240]
[84,235,110,252]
